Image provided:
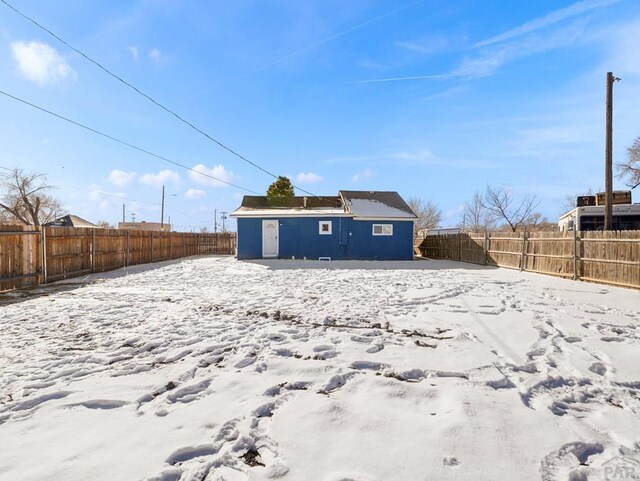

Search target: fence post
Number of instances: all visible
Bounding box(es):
[41,227,48,284]
[182,233,185,258]
[573,228,579,280]
[170,232,173,259]
[458,234,461,261]
[520,228,528,271]
[150,232,154,263]
[91,229,96,273]
[126,230,130,267]
[483,231,488,266]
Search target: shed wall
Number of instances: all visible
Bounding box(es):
[236,217,413,260]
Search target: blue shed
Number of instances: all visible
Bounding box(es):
[231,190,417,260]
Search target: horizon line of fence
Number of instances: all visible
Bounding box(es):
[419,230,640,290]
[0,225,236,292]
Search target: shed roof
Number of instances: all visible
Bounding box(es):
[340,191,417,219]
[232,196,346,218]
[239,196,342,209]
[231,191,417,220]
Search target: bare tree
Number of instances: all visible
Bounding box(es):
[481,185,540,233]
[526,213,557,232]
[96,220,113,229]
[0,168,63,226]
[461,191,495,233]
[407,197,442,236]
[560,188,594,215]
[617,136,640,188]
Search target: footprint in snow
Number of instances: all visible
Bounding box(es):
[70,399,128,410]
[165,444,217,465]
[366,343,384,354]
[349,361,387,371]
[443,456,460,467]
[313,345,334,352]
[235,356,257,369]
[318,372,360,395]
[166,379,211,403]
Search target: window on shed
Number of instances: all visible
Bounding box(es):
[319,221,332,235]
[372,224,393,236]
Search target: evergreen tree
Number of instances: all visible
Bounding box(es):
[266,176,294,197]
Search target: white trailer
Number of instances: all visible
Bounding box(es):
[559,204,640,232]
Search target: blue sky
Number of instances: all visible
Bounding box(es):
[1,0,639,231]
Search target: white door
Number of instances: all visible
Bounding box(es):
[262,220,279,258]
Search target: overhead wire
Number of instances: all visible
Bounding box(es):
[0,0,317,197]
[0,89,262,195]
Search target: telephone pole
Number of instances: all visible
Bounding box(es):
[604,72,620,230]
[221,211,228,232]
[161,185,166,230]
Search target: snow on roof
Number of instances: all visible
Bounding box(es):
[231,191,417,219]
[231,207,349,218]
[340,191,417,219]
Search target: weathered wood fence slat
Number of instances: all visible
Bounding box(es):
[420,231,640,290]
[0,226,236,292]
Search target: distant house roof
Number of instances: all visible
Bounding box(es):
[232,191,417,220]
[339,191,417,219]
[45,214,100,228]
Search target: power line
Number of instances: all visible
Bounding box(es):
[0,89,262,195]
[0,0,317,197]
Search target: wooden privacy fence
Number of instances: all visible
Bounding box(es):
[420,231,640,290]
[0,226,236,292]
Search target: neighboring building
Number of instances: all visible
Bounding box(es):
[559,190,640,232]
[559,204,640,232]
[231,190,417,260]
[45,214,100,228]
[118,221,172,232]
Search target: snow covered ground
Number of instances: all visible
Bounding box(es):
[1,256,639,481]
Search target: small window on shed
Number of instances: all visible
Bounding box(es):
[372,224,393,236]
[319,221,332,235]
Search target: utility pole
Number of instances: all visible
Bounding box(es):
[604,72,621,230]
[161,185,165,230]
[221,211,228,232]
[122,204,125,223]
[214,209,217,233]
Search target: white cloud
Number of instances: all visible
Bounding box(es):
[108,169,137,187]
[395,34,450,54]
[185,188,206,199]
[140,169,180,187]
[127,46,139,61]
[352,168,373,183]
[188,164,235,188]
[475,0,620,47]
[391,149,436,163]
[11,41,75,86]
[296,172,324,184]
[452,20,587,79]
[149,48,162,64]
